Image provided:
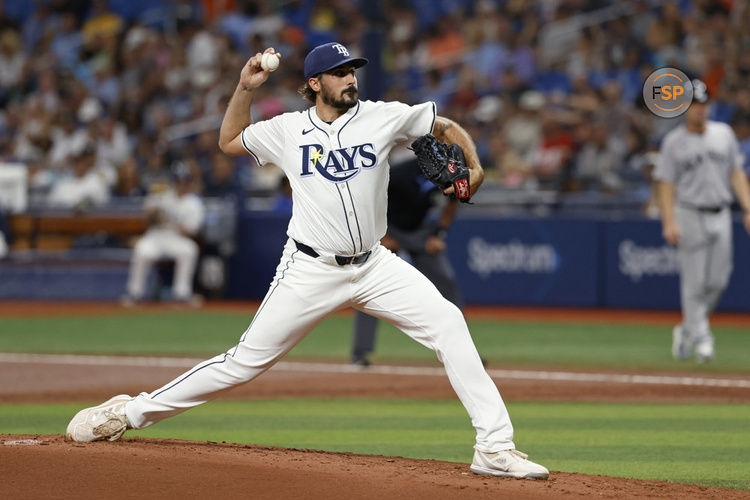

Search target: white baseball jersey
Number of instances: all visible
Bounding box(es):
[655,121,743,207]
[144,189,205,236]
[48,171,110,208]
[240,100,436,255]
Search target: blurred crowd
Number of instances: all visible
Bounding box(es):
[1,0,750,212]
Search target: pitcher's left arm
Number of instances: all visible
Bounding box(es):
[432,116,484,197]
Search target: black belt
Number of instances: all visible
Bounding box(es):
[680,203,727,214]
[696,206,726,214]
[294,240,371,266]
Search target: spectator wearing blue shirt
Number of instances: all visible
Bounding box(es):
[50,13,83,70]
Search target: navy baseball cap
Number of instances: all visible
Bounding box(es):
[692,79,710,103]
[304,42,368,80]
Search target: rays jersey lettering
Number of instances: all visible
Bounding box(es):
[299,143,377,182]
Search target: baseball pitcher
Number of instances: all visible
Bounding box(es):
[66,42,549,479]
[655,79,750,362]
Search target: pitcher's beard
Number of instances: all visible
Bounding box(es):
[321,84,358,110]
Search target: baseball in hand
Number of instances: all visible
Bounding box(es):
[261,52,280,72]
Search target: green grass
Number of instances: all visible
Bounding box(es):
[2,399,748,490]
[0,311,748,372]
[2,309,749,489]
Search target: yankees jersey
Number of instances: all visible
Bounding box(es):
[241,100,437,255]
[655,121,744,207]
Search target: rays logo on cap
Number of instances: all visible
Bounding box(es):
[332,44,349,56]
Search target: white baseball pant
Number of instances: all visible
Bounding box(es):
[125,238,516,452]
[126,228,200,300]
[675,205,733,347]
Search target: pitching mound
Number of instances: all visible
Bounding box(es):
[1,434,744,499]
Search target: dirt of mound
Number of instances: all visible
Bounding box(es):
[2,435,746,500]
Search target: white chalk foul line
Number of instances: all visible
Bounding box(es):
[279,361,750,388]
[1,353,749,389]
[3,439,41,446]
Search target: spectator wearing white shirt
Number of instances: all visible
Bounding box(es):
[93,114,132,186]
[47,144,110,209]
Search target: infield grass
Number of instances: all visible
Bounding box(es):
[0,310,749,372]
[1,399,748,491]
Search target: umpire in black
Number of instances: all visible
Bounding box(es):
[351,152,463,366]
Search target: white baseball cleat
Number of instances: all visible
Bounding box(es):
[671,325,690,360]
[66,394,132,442]
[694,340,714,363]
[470,449,549,480]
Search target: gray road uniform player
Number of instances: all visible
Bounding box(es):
[655,79,750,362]
[65,43,549,480]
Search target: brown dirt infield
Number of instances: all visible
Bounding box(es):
[2,301,749,498]
[2,358,750,405]
[2,435,748,500]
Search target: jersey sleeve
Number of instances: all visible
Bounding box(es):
[654,133,678,183]
[240,113,286,166]
[381,101,437,142]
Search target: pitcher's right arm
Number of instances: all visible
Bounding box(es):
[219,48,281,156]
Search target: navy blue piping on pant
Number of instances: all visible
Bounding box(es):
[150,250,299,399]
